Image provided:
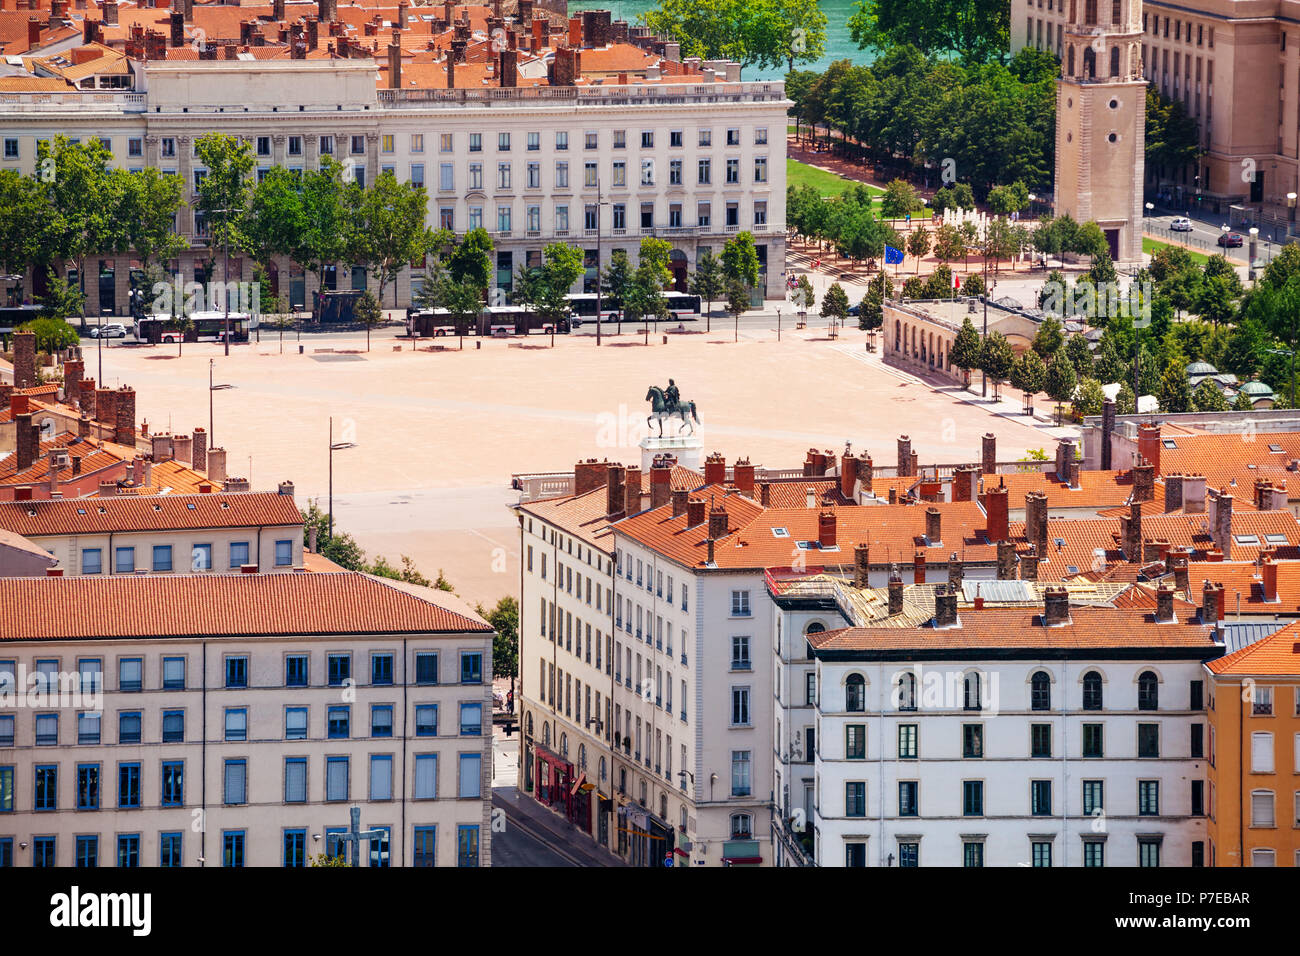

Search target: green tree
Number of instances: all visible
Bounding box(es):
[689,248,726,331]
[116,167,187,280]
[352,289,383,351]
[961,272,986,297]
[1072,221,1108,261]
[1085,251,1119,287]
[860,271,892,330]
[881,178,923,219]
[1032,315,1064,357]
[602,248,634,310]
[1145,85,1200,171]
[167,313,194,356]
[986,181,1029,216]
[1073,377,1106,417]
[297,158,362,315]
[36,272,86,325]
[1158,355,1191,412]
[724,277,751,326]
[521,243,585,331]
[475,596,520,690]
[721,231,760,288]
[1194,272,1240,328]
[1093,334,1127,384]
[1063,333,1094,378]
[243,166,305,286]
[979,331,1015,398]
[949,316,981,389]
[1010,347,1046,410]
[194,132,256,280]
[1044,352,1077,424]
[792,273,817,317]
[931,183,976,217]
[1232,388,1255,412]
[624,238,674,324]
[820,281,851,322]
[19,316,78,354]
[302,500,366,570]
[906,225,931,273]
[1115,381,1136,415]
[931,222,965,267]
[355,170,432,307]
[0,169,50,275]
[642,0,827,74]
[1191,378,1230,412]
[847,0,1009,62]
[923,263,956,299]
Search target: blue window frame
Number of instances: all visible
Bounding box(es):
[275,539,293,566]
[76,834,98,867]
[114,546,135,573]
[415,704,438,736]
[76,763,100,810]
[191,543,212,571]
[33,836,56,867]
[416,652,439,685]
[77,657,103,692]
[0,660,13,694]
[284,829,307,867]
[162,710,184,743]
[0,766,13,812]
[77,711,100,744]
[222,830,245,867]
[0,837,10,867]
[118,710,142,744]
[35,764,58,810]
[459,702,483,736]
[224,707,247,742]
[457,825,480,867]
[414,825,437,866]
[371,704,393,738]
[458,753,482,799]
[118,656,143,692]
[285,654,308,687]
[162,656,185,690]
[225,656,248,689]
[324,827,346,861]
[118,763,140,808]
[327,706,350,739]
[229,541,250,569]
[34,713,58,745]
[414,754,438,799]
[460,652,483,684]
[161,761,184,807]
[159,832,182,867]
[325,757,349,802]
[223,759,246,805]
[117,833,140,867]
[0,715,12,747]
[371,653,394,686]
[285,706,308,740]
[81,547,102,574]
[369,826,391,867]
[284,758,307,803]
[327,653,351,687]
[152,544,173,572]
[369,754,393,801]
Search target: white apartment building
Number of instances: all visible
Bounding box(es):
[0,58,789,313]
[0,490,305,575]
[0,570,495,867]
[809,585,1221,867]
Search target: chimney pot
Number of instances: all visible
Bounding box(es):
[1043,586,1070,625]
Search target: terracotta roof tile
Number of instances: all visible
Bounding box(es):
[1206,619,1300,675]
[0,490,301,536]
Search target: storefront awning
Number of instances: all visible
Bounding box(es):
[722,856,763,865]
[535,744,573,773]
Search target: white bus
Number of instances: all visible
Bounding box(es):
[565,291,702,322]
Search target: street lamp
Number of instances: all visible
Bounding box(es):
[1288,192,1298,234]
[327,416,357,542]
[1248,227,1259,282]
[208,358,234,448]
[1144,202,1154,218]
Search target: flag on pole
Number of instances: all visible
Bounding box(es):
[954,274,961,290]
[884,246,904,265]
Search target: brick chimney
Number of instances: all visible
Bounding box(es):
[952,464,978,502]
[703,452,725,487]
[1100,398,1116,470]
[934,584,958,627]
[650,456,673,510]
[12,330,35,390]
[113,386,135,447]
[708,503,729,540]
[223,477,251,493]
[981,433,997,475]
[1172,553,1190,595]
[1262,549,1279,603]
[860,455,873,494]
[169,10,184,46]
[1137,421,1161,476]
[1155,582,1176,622]
[1201,580,1223,624]
[909,451,919,478]
[388,30,402,88]
[574,458,607,496]
[671,489,688,518]
[77,378,96,418]
[996,538,1018,580]
[273,0,284,19]
[605,464,625,520]
[887,566,904,615]
[1163,473,1183,512]
[733,457,755,496]
[947,552,963,590]
[758,482,771,507]
[77,415,91,439]
[897,435,912,477]
[27,12,40,46]
[984,483,1009,542]
[853,543,870,588]
[802,448,818,477]
[1025,491,1048,557]
[925,506,941,545]
[318,0,336,21]
[550,44,580,85]
[567,13,581,46]
[207,447,227,485]
[150,433,173,462]
[623,466,641,516]
[686,497,705,527]
[190,426,208,473]
[62,358,84,407]
[1131,458,1155,502]
[305,16,318,50]
[1120,499,1142,562]
[15,412,38,472]
[818,510,836,549]
[1020,547,1039,581]
[1209,490,1233,559]
[1043,585,1070,625]
[912,549,926,584]
[1181,474,1207,513]
[446,48,456,88]
[397,0,408,28]
[499,47,518,87]
[531,15,545,49]
[105,0,121,24]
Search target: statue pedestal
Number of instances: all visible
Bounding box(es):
[641,433,703,473]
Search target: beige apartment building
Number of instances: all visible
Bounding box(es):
[0,571,495,867]
[0,489,305,575]
[1017,0,1300,231]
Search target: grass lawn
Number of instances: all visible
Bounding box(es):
[1142,236,1212,266]
[787,158,856,196]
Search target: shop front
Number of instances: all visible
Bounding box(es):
[534,744,574,819]
[617,801,677,868]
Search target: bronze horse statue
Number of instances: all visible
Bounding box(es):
[646,386,700,437]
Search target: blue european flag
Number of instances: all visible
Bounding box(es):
[884,246,904,265]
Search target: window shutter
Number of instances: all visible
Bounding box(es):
[1252,791,1275,828]
[1252,732,1275,774]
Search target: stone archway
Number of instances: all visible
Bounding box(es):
[670,250,688,293]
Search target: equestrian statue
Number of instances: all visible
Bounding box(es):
[645,378,700,437]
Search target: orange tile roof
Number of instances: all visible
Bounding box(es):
[981,469,1152,511]
[0,490,301,536]
[809,603,1219,655]
[519,485,619,551]
[0,434,124,486]
[0,570,491,640]
[613,491,767,569]
[0,75,75,91]
[1207,619,1300,675]
[1155,432,1300,494]
[760,479,853,509]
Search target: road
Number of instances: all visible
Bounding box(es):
[1143,210,1293,269]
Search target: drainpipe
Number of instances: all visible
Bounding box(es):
[1060,657,1068,868]
[201,640,208,867]
[401,635,408,868]
[878,661,885,866]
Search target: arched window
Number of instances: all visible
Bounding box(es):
[730,812,754,839]
[1138,671,1159,711]
[1084,0,1097,24]
[526,713,534,738]
[660,793,668,820]
[1083,47,1096,79]
[1031,671,1052,711]
[560,732,568,757]
[846,673,866,712]
[895,319,902,350]
[964,672,981,711]
[896,672,917,712]
[599,756,607,781]
[543,722,551,746]
[578,743,587,771]
[1082,671,1104,710]
[1109,46,1120,77]
[805,622,825,635]
[1068,45,1076,76]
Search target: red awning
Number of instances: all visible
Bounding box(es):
[672,847,690,858]
[534,744,573,773]
[722,856,763,865]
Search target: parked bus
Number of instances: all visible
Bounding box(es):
[565,292,701,323]
[135,311,250,344]
[407,307,569,338]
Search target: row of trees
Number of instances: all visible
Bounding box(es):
[640,0,828,74]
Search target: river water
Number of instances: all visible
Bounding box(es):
[568,0,869,80]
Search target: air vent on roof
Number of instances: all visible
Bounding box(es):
[26,509,35,517]
[97,507,106,514]
[1054,537,1065,548]
[76,508,85,515]
[153,504,162,511]
[186,503,196,510]
[221,502,229,509]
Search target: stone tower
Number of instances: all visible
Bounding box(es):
[1054,0,1145,265]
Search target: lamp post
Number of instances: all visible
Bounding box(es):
[1248,227,1259,282]
[327,416,357,542]
[208,358,234,448]
[1288,192,1298,236]
[776,307,781,342]
[1144,201,1154,219]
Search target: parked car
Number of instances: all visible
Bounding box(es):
[89,323,127,338]
[1170,217,1193,232]
[1217,232,1244,248]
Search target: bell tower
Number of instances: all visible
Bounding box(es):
[1054,0,1146,265]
